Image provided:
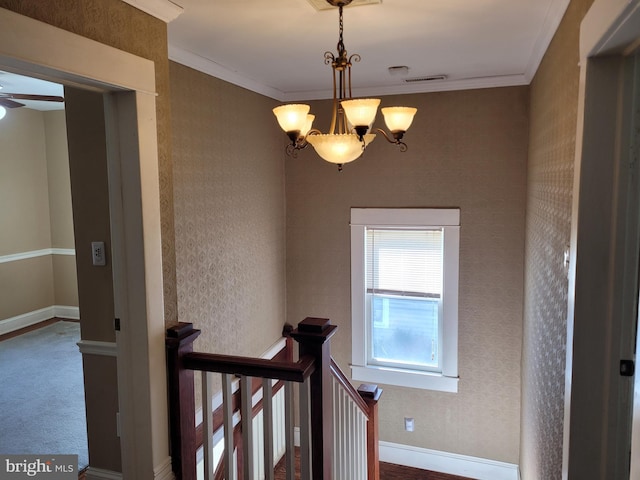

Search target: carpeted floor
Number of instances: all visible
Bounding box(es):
[0,320,89,470]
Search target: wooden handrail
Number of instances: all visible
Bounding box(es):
[330,358,371,416]
[183,352,316,383]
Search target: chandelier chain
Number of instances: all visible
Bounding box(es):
[337,5,345,55]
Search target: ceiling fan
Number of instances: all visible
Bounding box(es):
[0,92,64,109]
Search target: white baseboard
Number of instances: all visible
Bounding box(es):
[154,456,175,480]
[54,305,80,320]
[379,441,519,480]
[0,305,79,335]
[84,467,122,480]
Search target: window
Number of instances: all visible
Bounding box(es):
[350,208,460,392]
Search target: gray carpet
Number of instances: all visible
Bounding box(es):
[0,321,89,470]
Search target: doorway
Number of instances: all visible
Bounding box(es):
[0,70,87,468]
[565,1,640,478]
[0,7,169,478]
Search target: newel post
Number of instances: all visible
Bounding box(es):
[291,317,338,480]
[166,322,201,480]
[358,384,383,480]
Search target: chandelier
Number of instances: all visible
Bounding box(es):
[273,0,417,171]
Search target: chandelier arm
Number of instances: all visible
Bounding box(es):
[324,52,334,65]
[285,143,299,158]
[373,127,409,152]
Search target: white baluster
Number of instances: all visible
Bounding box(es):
[284,382,295,480]
[240,376,254,480]
[202,371,214,479]
[263,379,274,480]
[222,373,235,480]
[299,378,312,480]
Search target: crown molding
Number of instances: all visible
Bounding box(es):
[169,45,285,100]
[284,74,530,102]
[524,0,571,82]
[169,44,530,101]
[121,0,184,23]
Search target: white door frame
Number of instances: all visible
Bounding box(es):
[0,8,171,479]
[565,1,640,478]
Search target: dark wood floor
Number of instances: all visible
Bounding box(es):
[378,462,474,480]
[273,449,475,480]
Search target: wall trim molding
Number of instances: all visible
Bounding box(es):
[0,305,79,335]
[0,248,75,264]
[379,441,520,480]
[54,305,80,320]
[523,0,571,82]
[169,43,531,102]
[120,0,183,23]
[84,467,123,480]
[153,456,175,480]
[77,340,118,357]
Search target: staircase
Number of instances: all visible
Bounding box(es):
[166,317,382,480]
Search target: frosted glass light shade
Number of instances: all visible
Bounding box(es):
[381,106,417,132]
[273,104,311,133]
[301,114,315,137]
[0,106,6,120]
[341,98,380,127]
[307,133,369,165]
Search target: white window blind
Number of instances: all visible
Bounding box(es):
[366,228,443,298]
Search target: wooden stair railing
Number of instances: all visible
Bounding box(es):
[166,317,381,480]
[330,359,383,480]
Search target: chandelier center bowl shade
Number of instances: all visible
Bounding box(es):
[272,0,417,171]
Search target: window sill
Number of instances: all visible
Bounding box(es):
[350,365,458,393]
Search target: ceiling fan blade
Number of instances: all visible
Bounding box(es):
[1,93,64,102]
[0,98,25,108]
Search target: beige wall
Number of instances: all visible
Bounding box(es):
[286,87,528,463]
[0,257,55,318]
[519,0,594,478]
[44,110,75,249]
[170,62,287,364]
[0,107,77,321]
[0,108,50,255]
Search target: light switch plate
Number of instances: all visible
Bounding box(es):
[91,241,106,266]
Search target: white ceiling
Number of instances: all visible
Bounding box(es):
[167,0,571,102]
[0,0,570,111]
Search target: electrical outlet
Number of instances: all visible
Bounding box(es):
[404,417,414,432]
[91,241,106,266]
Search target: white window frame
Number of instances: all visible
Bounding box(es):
[350,208,460,392]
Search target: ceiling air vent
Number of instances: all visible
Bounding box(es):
[307,0,382,11]
[404,75,448,83]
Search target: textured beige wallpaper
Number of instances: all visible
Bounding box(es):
[286,87,528,463]
[170,63,287,363]
[520,0,594,478]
